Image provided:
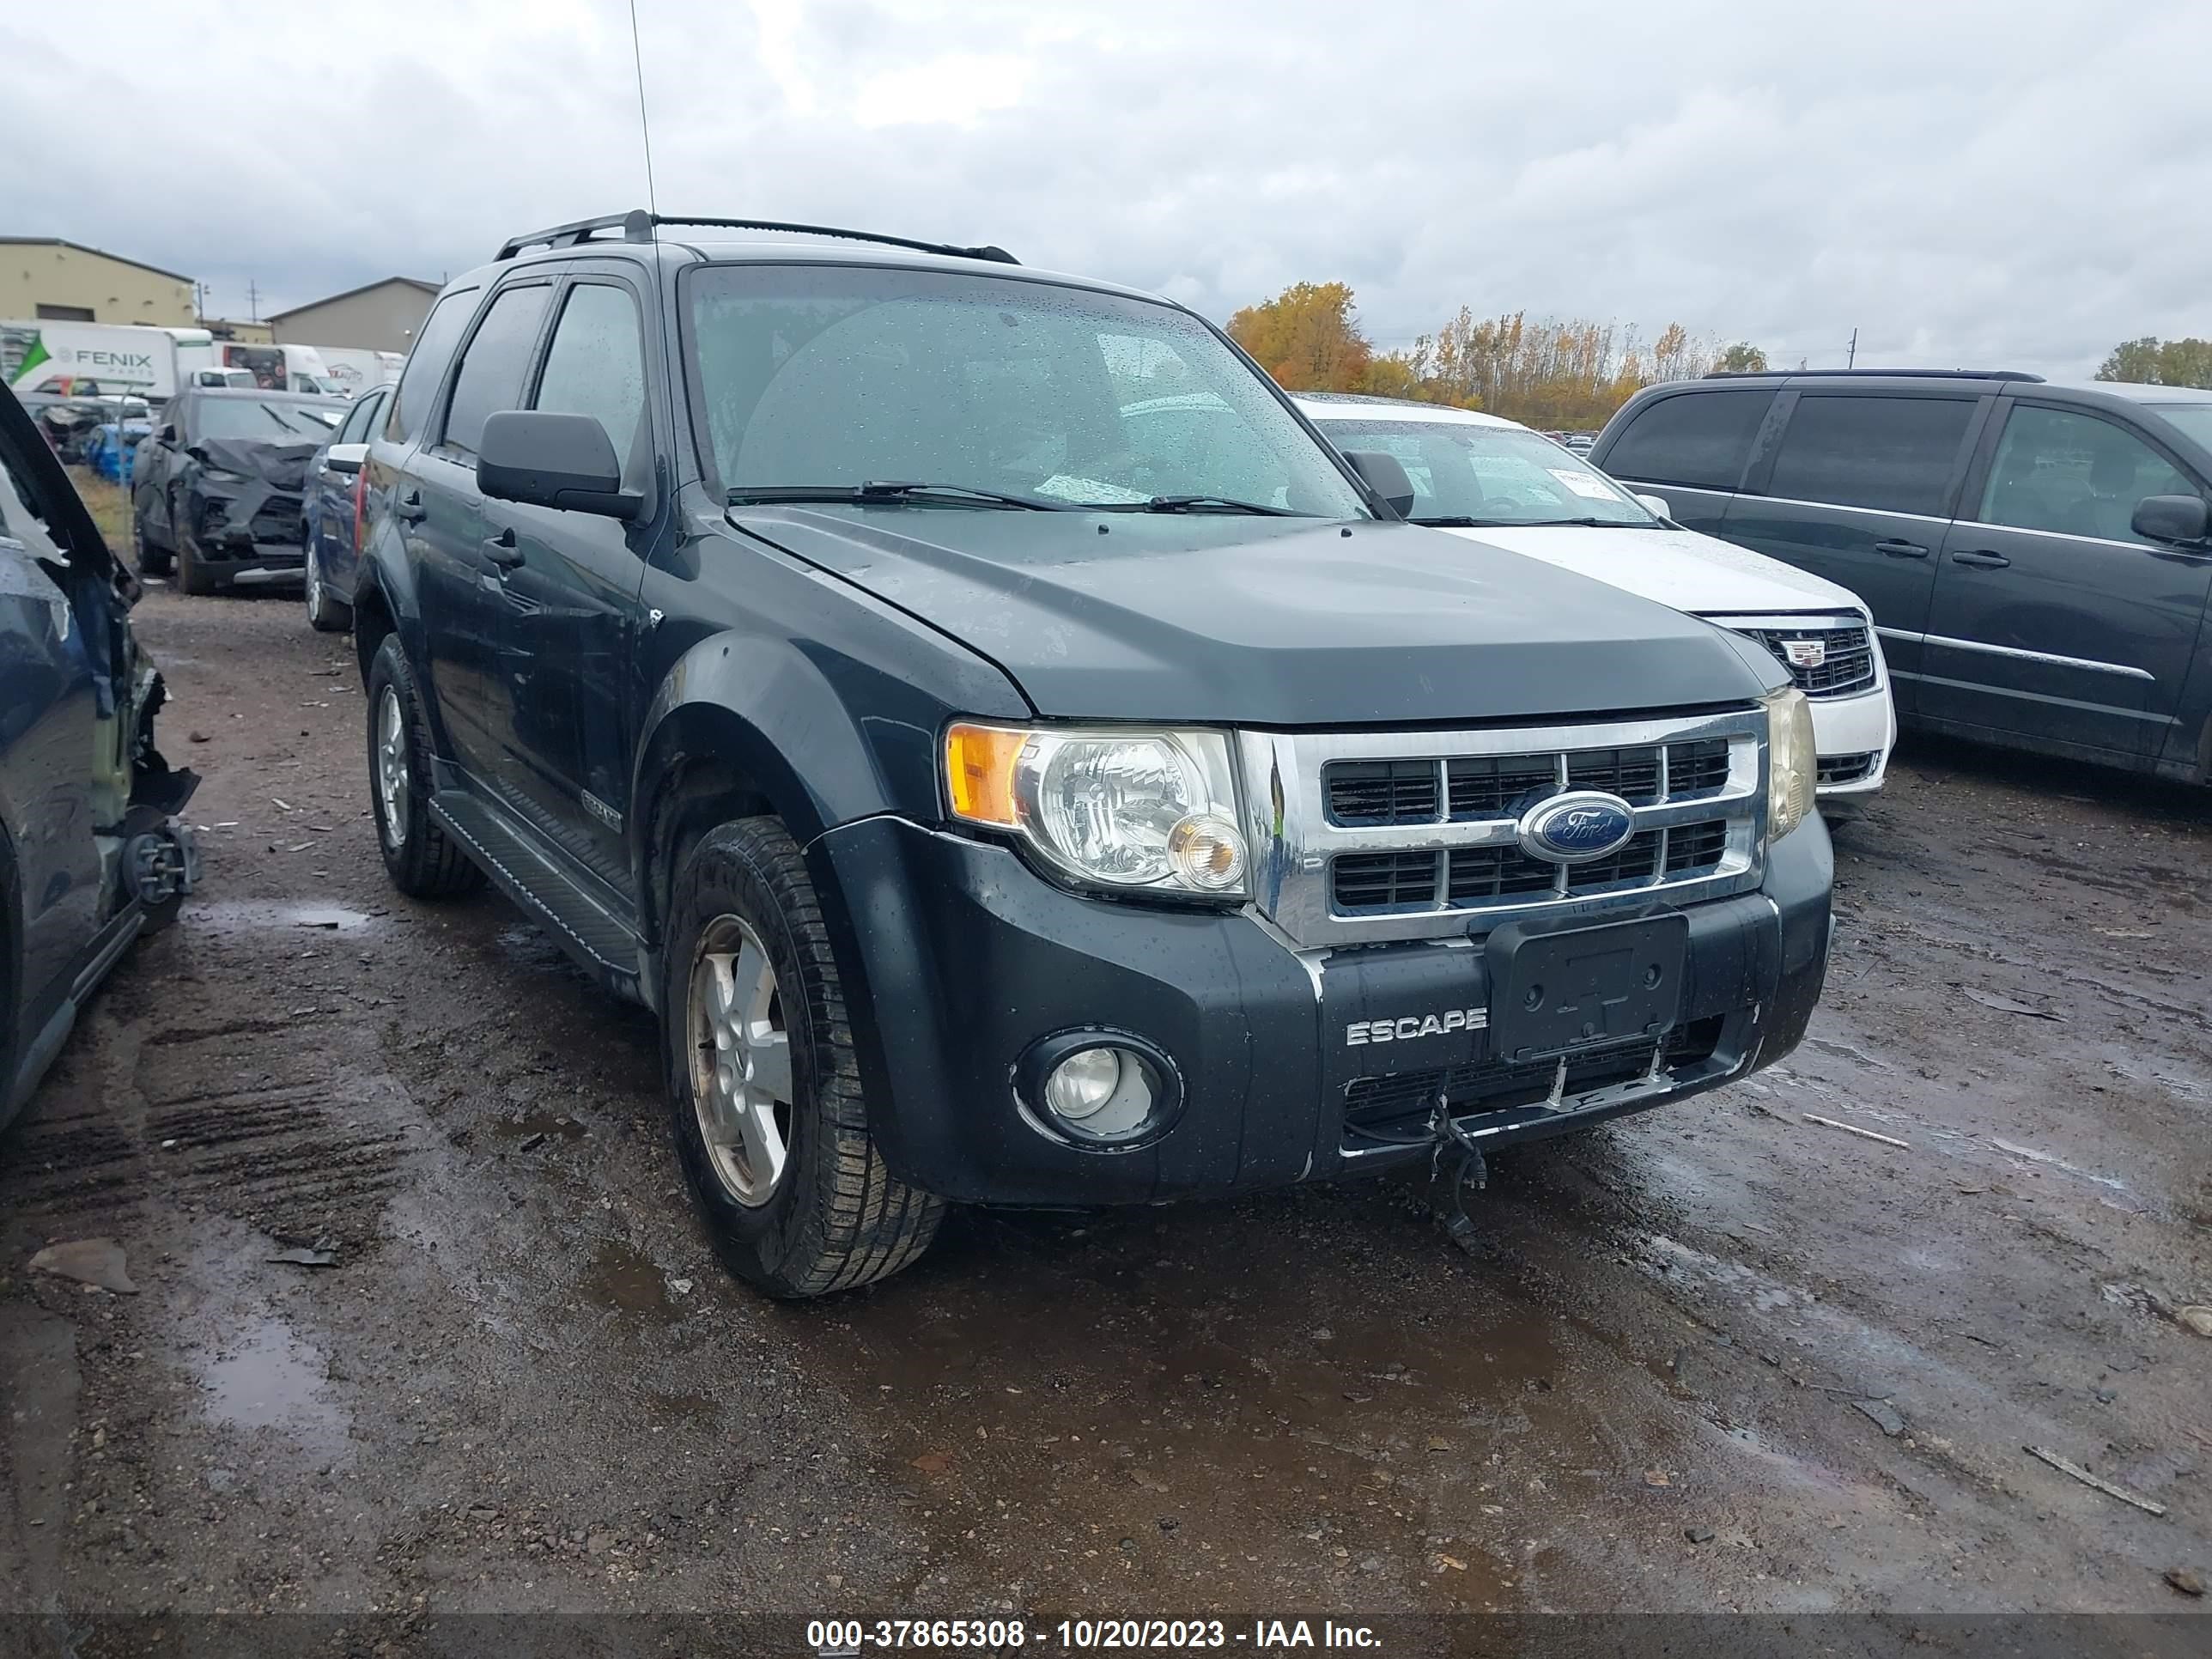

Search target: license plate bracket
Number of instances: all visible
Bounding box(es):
[1484,911,1688,1064]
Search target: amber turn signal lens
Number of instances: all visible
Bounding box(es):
[944,722,1028,826]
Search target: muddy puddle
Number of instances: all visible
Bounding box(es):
[582,1235,682,1320]
[191,1316,351,1461]
[191,900,378,937]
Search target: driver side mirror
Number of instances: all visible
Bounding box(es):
[477,410,641,520]
[1634,493,1672,520]
[159,423,177,444]
[2131,494,2209,545]
[1341,450,1416,518]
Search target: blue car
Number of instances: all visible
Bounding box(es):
[302,382,391,631]
[1,383,199,1128]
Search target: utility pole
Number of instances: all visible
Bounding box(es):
[1846,327,1857,368]
[247,279,260,323]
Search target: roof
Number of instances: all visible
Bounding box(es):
[0,236,193,283]
[264,276,441,321]
[459,230,1169,311]
[1293,392,1515,429]
[185,387,347,404]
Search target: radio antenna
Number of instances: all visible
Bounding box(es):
[628,0,659,217]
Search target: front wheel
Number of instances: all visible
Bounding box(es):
[175,524,216,596]
[663,817,943,1297]
[304,543,351,632]
[365,636,483,899]
[133,510,172,579]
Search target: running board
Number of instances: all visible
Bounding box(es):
[430,791,646,1004]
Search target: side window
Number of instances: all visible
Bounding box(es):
[1765,394,1975,517]
[440,284,554,459]
[1601,390,1771,489]
[386,288,479,444]
[532,283,647,464]
[1977,406,2197,545]
[335,392,378,445]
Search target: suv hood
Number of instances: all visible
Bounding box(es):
[736,507,1784,725]
[200,437,322,492]
[1440,522,1868,619]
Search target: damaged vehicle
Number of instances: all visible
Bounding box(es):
[131,387,346,593]
[1,384,198,1131]
[354,210,1832,1298]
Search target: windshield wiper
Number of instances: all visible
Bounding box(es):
[726,481,1068,510]
[1129,494,1296,516]
[1412,514,1656,529]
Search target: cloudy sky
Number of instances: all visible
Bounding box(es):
[6,0,2205,376]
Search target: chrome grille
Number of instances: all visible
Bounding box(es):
[1238,709,1768,947]
[1726,616,1876,699]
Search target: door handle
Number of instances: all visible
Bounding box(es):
[396,490,427,523]
[1871,538,1929,559]
[483,527,524,569]
[1950,549,2011,569]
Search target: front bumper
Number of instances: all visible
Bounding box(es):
[190,483,308,583]
[817,813,1832,1206]
[1808,684,1896,806]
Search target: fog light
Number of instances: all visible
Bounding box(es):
[1043,1048,1121,1120]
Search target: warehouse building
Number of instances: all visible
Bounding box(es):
[0,237,197,325]
[268,276,439,355]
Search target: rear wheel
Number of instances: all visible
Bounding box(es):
[365,635,482,899]
[304,543,351,632]
[663,817,942,1297]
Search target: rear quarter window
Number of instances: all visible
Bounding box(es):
[1601,388,1771,490]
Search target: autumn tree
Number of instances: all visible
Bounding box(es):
[2097,337,2212,387]
[1225,282,1375,392]
[1714,342,1768,373]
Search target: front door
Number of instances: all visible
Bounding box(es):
[1918,401,2212,759]
[1722,390,1990,714]
[485,277,654,885]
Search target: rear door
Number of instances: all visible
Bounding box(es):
[1592,386,1773,535]
[412,279,556,786]
[308,388,383,589]
[1918,399,2212,759]
[484,273,656,884]
[1721,390,1990,711]
[372,284,479,748]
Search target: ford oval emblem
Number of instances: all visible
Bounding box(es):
[1517,790,1638,863]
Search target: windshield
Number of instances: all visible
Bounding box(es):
[2153,404,2212,453]
[1314,416,1656,527]
[686,264,1367,516]
[193,398,346,441]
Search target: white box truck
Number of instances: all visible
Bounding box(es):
[1,323,242,401]
[217,342,337,394]
[315,347,404,397]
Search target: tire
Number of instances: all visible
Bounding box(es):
[304,543,352,632]
[176,524,217,596]
[365,635,483,899]
[662,817,943,1297]
[132,507,172,578]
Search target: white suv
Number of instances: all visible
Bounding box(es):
[1298,393,1896,814]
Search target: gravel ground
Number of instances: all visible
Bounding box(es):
[2,580,2209,1638]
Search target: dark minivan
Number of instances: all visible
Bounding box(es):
[1592,370,2212,781]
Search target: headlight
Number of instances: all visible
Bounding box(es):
[200,466,249,484]
[945,721,1249,899]
[1762,688,1815,841]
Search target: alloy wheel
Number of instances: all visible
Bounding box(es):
[375,686,410,849]
[687,915,795,1207]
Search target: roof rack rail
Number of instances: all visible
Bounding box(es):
[494,210,1017,266]
[1703,367,2045,383]
[495,210,656,262]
